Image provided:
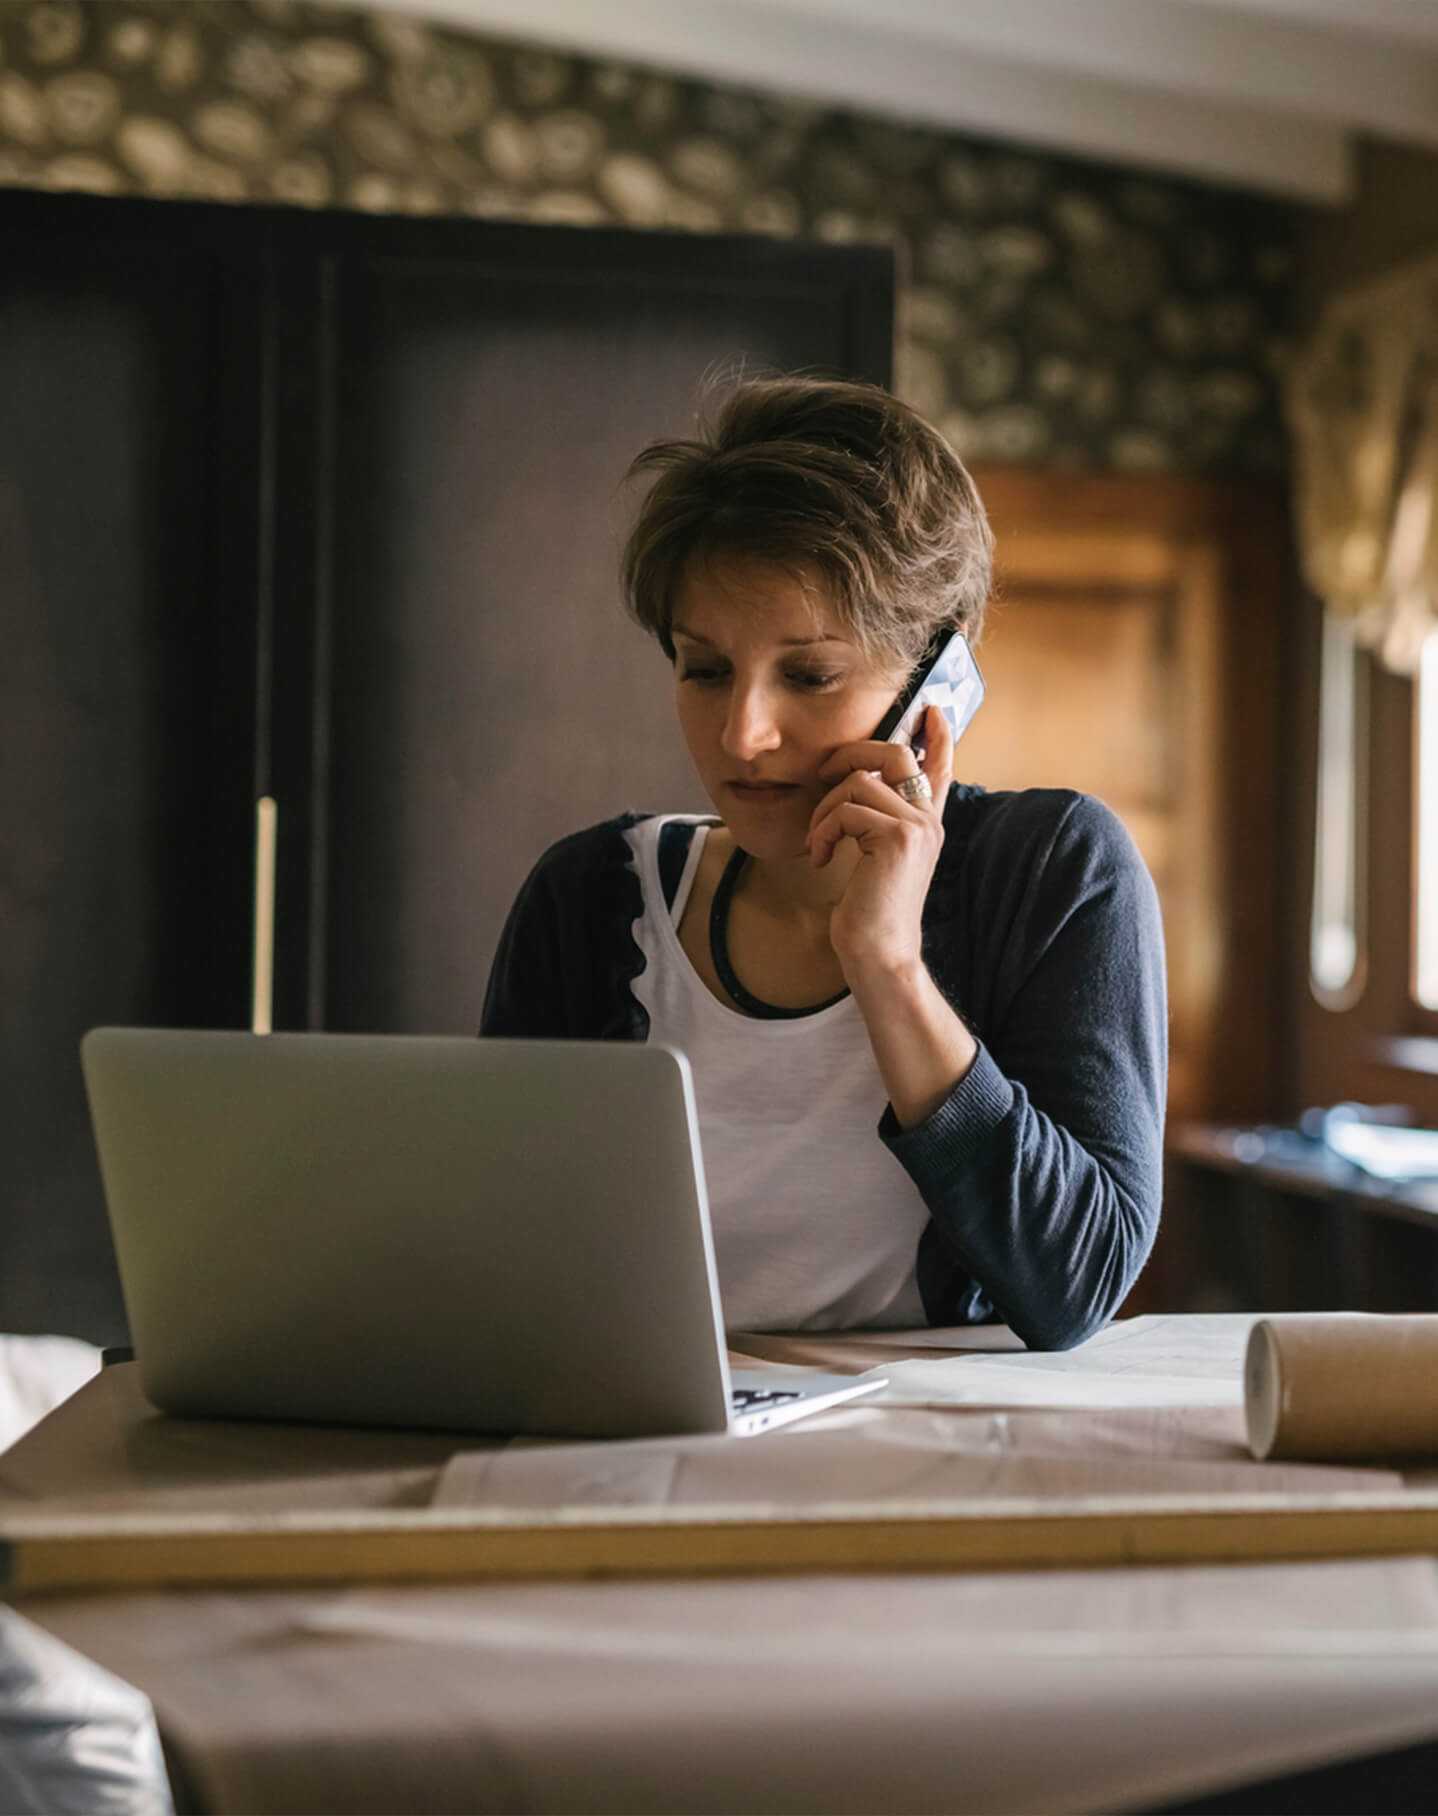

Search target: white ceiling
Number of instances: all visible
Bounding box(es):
[343,0,1438,203]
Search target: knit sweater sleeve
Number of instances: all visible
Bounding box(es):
[480,840,572,1038]
[480,814,652,1042]
[885,792,1167,1351]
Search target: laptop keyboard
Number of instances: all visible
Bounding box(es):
[730,1386,805,1411]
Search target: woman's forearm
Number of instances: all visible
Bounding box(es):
[847,957,978,1131]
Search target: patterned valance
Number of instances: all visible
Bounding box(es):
[1286,252,1438,674]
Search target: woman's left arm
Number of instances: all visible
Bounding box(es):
[810,713,1167,1351]
[877,795,1167,1351]
[845,959,979,1133]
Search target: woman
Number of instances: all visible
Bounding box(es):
[482,376,1166,1349]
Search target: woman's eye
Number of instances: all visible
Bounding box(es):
[677,665,843,690]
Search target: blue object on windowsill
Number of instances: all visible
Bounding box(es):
[1300,1103,1438,1183]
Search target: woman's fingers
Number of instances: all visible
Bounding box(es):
[808,765,919,837]
[809,709,953,866]
[809,799,894,869]
[919,704,955,795]
[819,706,956,792]
[809,783,937,868]
[816,739,925,788]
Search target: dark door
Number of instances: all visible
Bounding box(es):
[272,218,893,1034]
[1,201,263,1338]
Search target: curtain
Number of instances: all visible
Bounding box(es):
[1286,252,1438,675]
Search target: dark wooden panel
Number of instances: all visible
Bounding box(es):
[304,231,892,1034]
[0,225,262,1339]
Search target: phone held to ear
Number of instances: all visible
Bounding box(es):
[873,627,985,756]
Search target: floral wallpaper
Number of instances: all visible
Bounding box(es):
[0,0,1300,474]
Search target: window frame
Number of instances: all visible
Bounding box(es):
[1295,596,1438,1124]
[1308,609,1368,1012]
[1410,632,1438,1027]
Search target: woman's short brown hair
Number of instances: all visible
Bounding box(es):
[620,372,993,671]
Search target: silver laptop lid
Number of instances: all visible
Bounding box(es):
[81,1030,735,1439]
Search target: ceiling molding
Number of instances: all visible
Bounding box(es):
[761,0,1438,146]
[1181,0,1438,52]
[353,0,1358,200]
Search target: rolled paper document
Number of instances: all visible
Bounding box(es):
[1246,1315,1438,1461]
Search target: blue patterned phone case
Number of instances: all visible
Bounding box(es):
[878,630,985,753]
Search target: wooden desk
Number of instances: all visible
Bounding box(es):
[7,1319,1438,1815]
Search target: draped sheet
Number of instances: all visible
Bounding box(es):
[1286,252,1438,673]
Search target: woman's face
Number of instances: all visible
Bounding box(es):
[671,555,906,861]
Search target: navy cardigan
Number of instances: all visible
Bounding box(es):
[481,784,1167,1350]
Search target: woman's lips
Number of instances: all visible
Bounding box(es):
[726,781,800,802]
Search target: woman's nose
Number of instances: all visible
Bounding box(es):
[720,685,782,759]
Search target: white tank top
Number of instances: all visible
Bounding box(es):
[624,815,929,1332]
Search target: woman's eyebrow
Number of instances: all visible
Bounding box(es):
[671,623,845,647]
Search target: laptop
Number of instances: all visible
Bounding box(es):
[80,1029,887,1439]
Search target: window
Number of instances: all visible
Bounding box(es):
[1309,615,1438,1029]
[1300,605,1438,1128]
[1417,630,1438,1011]
[1310,611,1366,1005]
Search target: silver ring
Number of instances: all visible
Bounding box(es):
[894,772,933,806]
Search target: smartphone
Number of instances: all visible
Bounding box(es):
[873,627,985,756]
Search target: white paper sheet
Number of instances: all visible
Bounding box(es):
[854,1314,1258,1410]
[730,1323,1029,1357]
[860,1361,1242,1409]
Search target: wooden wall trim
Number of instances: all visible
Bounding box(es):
[970,462,1296,1125]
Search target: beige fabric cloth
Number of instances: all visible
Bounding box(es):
[7,1320,1438,1814]
[1285,251,1438,673]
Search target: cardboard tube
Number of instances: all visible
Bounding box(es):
[1246,1315,1438,1462]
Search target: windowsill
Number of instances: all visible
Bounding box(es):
[1167,1119,1438,1226]
[1374,1035,1438,1077]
